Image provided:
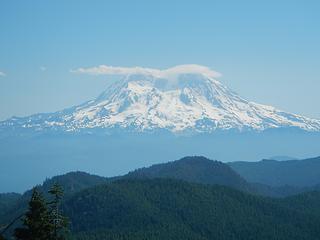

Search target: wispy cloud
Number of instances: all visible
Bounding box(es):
[40,66,47,71]
[70,64,221,79]
[0,71,6,77]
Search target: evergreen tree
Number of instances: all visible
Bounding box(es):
[14,188,53,240]
[48,183,69,240]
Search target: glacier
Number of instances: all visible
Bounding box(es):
[1,65,320,134]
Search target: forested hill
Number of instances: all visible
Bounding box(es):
[229,156,320,187]
[122,156,252,192]
[119,156,313,197]
[40,171,108,196]
[64,178,320,240]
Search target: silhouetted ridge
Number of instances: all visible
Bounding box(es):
[229,156,320,187]
[124,156,251,192]
[41,171,108,195]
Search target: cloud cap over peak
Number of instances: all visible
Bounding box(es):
[71,64,222,79]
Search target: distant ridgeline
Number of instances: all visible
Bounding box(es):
[1,156,320,239]
[229,156,320,187]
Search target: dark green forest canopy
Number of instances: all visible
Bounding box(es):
[64,179,320,240]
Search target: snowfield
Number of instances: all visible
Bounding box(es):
[1,65,320,133]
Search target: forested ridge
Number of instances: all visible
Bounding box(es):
[229,156,320,187]
[2,157,320,239]
[65,179,320,240]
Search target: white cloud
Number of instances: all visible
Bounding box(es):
[70,64,221,79]
[0,71,6,77]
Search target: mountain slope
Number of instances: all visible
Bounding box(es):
[229,156,320,187]
[1,65,320,134]
[64,179,320,240]
[122,156,251,192]
[121,156,318,198]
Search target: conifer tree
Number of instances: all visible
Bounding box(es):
[48,183,69,240]
[14,188,53,240]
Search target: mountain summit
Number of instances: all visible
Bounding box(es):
[1,65,320,134]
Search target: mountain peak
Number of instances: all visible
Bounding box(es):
[1,65,320,134]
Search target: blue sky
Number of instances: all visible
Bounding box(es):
[1,0,320,120]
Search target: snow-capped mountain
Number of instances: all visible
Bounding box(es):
[1,65,320,134]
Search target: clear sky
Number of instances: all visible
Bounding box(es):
[1,0,320,120]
